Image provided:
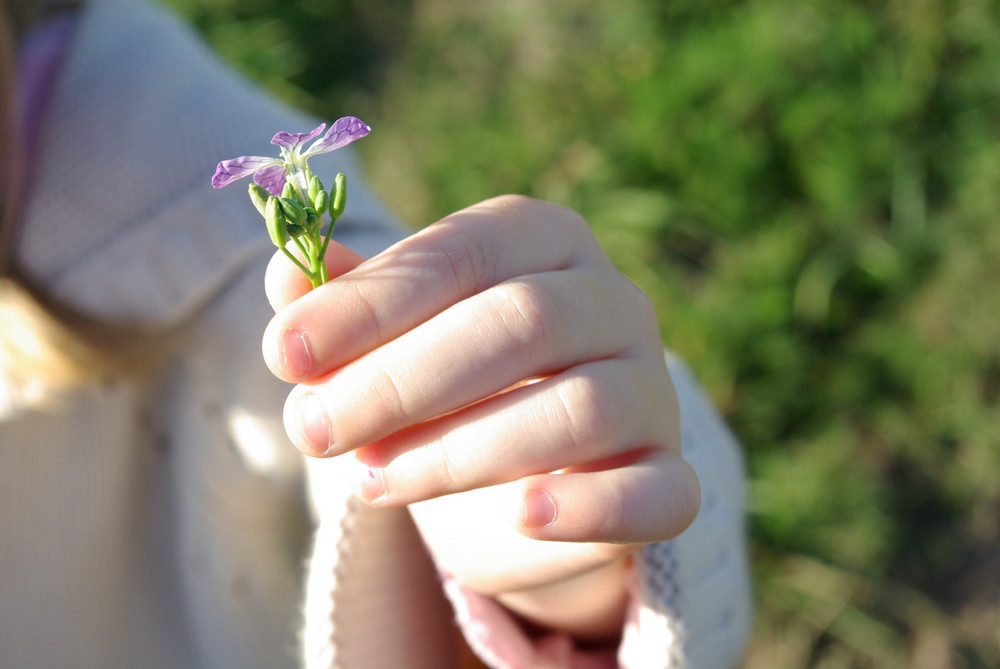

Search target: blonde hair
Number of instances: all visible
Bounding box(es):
[1,0,122,411]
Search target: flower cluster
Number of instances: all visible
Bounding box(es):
[212,116,371,287]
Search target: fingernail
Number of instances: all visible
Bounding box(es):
[283,328,312,379]
[523,488,557,528]
[353,457,387,504]
[299,393,332,456]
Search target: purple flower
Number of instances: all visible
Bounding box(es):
[211,116,371,196]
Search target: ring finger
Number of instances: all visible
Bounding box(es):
[337,356,679,506]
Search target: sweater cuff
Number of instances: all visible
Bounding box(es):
[440,567,654,669]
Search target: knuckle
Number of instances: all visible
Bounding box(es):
[558,206,591,236]
[436,228,494,297]
[554,373,622,454]
[491,193,538,212]
[614,272,660,339]
[346,280,385,348]
[544,202,592,244]
[368,365,411,425]
[487,194,549,224]
[427,436,462,492]
[494,281,559,360]
[492,194,591,238]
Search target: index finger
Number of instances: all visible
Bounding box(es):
[262,195,608,383]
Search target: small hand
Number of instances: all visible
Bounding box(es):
[262,195,699,619]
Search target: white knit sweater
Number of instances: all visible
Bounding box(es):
[0,0,751,667]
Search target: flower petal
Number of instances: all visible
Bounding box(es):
[271,123,326,150]
[304,116,371,156]
[212,156,281,189]
[253,164,289,196]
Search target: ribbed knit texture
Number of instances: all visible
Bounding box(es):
[636,356,752,668]
[1,0,751,666]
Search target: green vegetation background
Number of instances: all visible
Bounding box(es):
[163,0,1000,665]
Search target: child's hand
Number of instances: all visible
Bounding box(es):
[262,195,699,634]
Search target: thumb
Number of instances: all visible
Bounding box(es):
[264,240,367,312]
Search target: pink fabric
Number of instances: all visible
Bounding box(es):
[441,571,639,669]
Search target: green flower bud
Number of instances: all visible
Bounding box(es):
[248,183,270,217]
[287,223,306,237]
[312,189,329,216]
[305,207,320,228]
[264,196,288,248]
[281,181,297,200]
[330,173,347,220]
[308,175,325,207]
[278,197,307,227]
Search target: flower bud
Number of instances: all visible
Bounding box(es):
[248,183,270,216]
[281,181,297,201]
[330,173,347,220]
[279,197,307,227]
[312,189,329,216]
[308,175,326,209]
[305,207,320,228]
[264,196,288,248]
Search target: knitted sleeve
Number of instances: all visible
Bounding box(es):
[622,355,751,668]
[441,354,751,669]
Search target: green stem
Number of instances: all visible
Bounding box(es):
[280,247,314,281]
[292,234,309,259]
[304,228,327,288]
[320,216,336,258]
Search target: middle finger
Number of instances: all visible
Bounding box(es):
[284,268,654,457]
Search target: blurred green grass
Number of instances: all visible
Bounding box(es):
[163,0,1000,665]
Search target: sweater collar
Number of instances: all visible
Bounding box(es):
[18,0,392,328]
